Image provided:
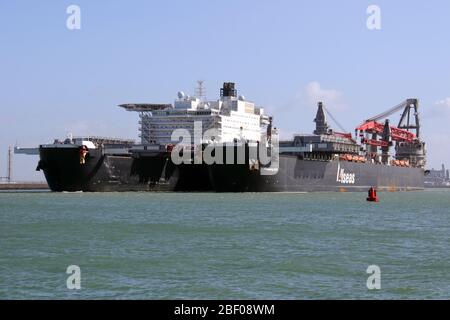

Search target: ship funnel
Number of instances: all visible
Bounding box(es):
[220,82,237,97]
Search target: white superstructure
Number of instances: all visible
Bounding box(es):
[120,82,270,145]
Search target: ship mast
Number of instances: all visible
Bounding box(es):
[195,80,206,101]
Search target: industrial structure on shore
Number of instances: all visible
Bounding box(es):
[0,146,12,183]
[0,146,48,190]
[425,164,450,187]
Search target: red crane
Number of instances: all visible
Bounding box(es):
[356,120,416,143]
[355,99,420,147]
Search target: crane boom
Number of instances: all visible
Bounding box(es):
[366,100,408,122]
[322,105,347,133]
[356,120,416,142]
[355,98,425,168]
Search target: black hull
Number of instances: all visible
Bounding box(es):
[38,145,424,192]
[208,154,425,192]
[38,147,211,192]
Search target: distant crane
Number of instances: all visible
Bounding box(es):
[0,146,12,183]
[8,146,12,183]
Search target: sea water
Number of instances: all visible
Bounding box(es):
[1,190,449,299]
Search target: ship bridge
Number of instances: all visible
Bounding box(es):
[118,82,270,145]
[119,103,173,112]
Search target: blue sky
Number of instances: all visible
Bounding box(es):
[1,0,450,180]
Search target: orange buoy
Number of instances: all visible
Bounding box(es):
[366,186,379,202]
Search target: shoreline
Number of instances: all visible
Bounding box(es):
[0,183,49,190]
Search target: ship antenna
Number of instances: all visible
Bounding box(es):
[195,80,206,101]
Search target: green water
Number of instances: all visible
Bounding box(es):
[1,190,450,299]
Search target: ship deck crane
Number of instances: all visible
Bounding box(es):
[355,99,424,166]
[356,99,420,144]
[320,104,354,141]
